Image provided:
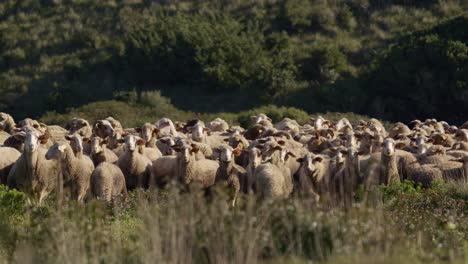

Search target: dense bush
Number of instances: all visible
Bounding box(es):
[0,0,465,123]
[363,14,468,124]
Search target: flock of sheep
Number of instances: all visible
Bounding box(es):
[0,112,467,207]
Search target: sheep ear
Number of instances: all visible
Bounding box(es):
[14,133,25,142]
[233,148,241,156]
[223,138,229,142]
[277,140,286,146]
[274,146,282,151]
[340,150,348,155]
[136,139,145,145]
[312,157,323,163]
[258,139,267,144]
[296,158,304,163]
[65,135,72,141]
[287,152,296,158]
[203,127,210,132]
[395,142,406,149]
[82,137,89,143]
[39,134,49,144]
[135,127,142,133]
[191,147,199,154]
[152,128,160,135]
[39,123,47,128]
[172,147,181,152]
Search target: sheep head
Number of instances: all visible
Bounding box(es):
[297,153,325,182]
[136,123,159,142]
[93,120,115,139]
[173,143,199,163]
[119,135,145,152]
[45,142,68,160]
[65,134,84,154]
[382,138,396,157]
[14,128,48,153]
[89,136,108,155]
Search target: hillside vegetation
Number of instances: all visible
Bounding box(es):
[0,1,466,123]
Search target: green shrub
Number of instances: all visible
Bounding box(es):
[301,46,348,84]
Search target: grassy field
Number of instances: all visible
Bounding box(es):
[0,180,467,263]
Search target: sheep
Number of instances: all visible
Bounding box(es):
[254,143,295,199]
[388,122,411,139]
[295,153,330,202]
[310,116,330,130]
[174,143,219,192]
[92,119,116,139]
[213,145,247,207]
[0,112,16,134]
[0,147,21,184]
[191,124,227,149]
[116,135,153,190]
[460,121,468,130]
[2,132,25,152]
[0,131,9,145]
[207,118,229,132]
[250,114,273,127]
[246,147,262,194]
[90,162,127,202]
[406,163,443,188]
[156,137,177,156]
[244,124,267,140]
[7,128,59,203]
[367,118,387,135]
[45,142,94,202]
[363,138,400,190]
[155,118,186,138]
[65,118,92,138]
[151,155,179,188]
[135,123,159,148]
[334,118,353,133]
[275,118,300,136]
[87,136,118,166]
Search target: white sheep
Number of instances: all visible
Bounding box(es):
[66,117,92,138]
[213,145,246,207]
[90,162,127,202]
[0,146,21,184]
[45,141,95,202]
[0,112,16,134]
[207,118,229,132]
[87,136,118,166]
[295,153,331,202]
[116,135,153,190]
[175,143,219,191]
[7,128,59,203]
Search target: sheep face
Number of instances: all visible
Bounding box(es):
[68,118,89,133]
[158,137,176,155]
[155,118,172,129]
[122,135,145,152]
[248,148,262,170]
[136,123,158,142]
[45,143,67,160]
[93,120,115,139]
[90,137,107,154]
[66,134,84,154]
[175,144,198,163]
[191,124,207,142]
[297,154,324,180]
[15,129,47,153]
[382,138,396,157]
